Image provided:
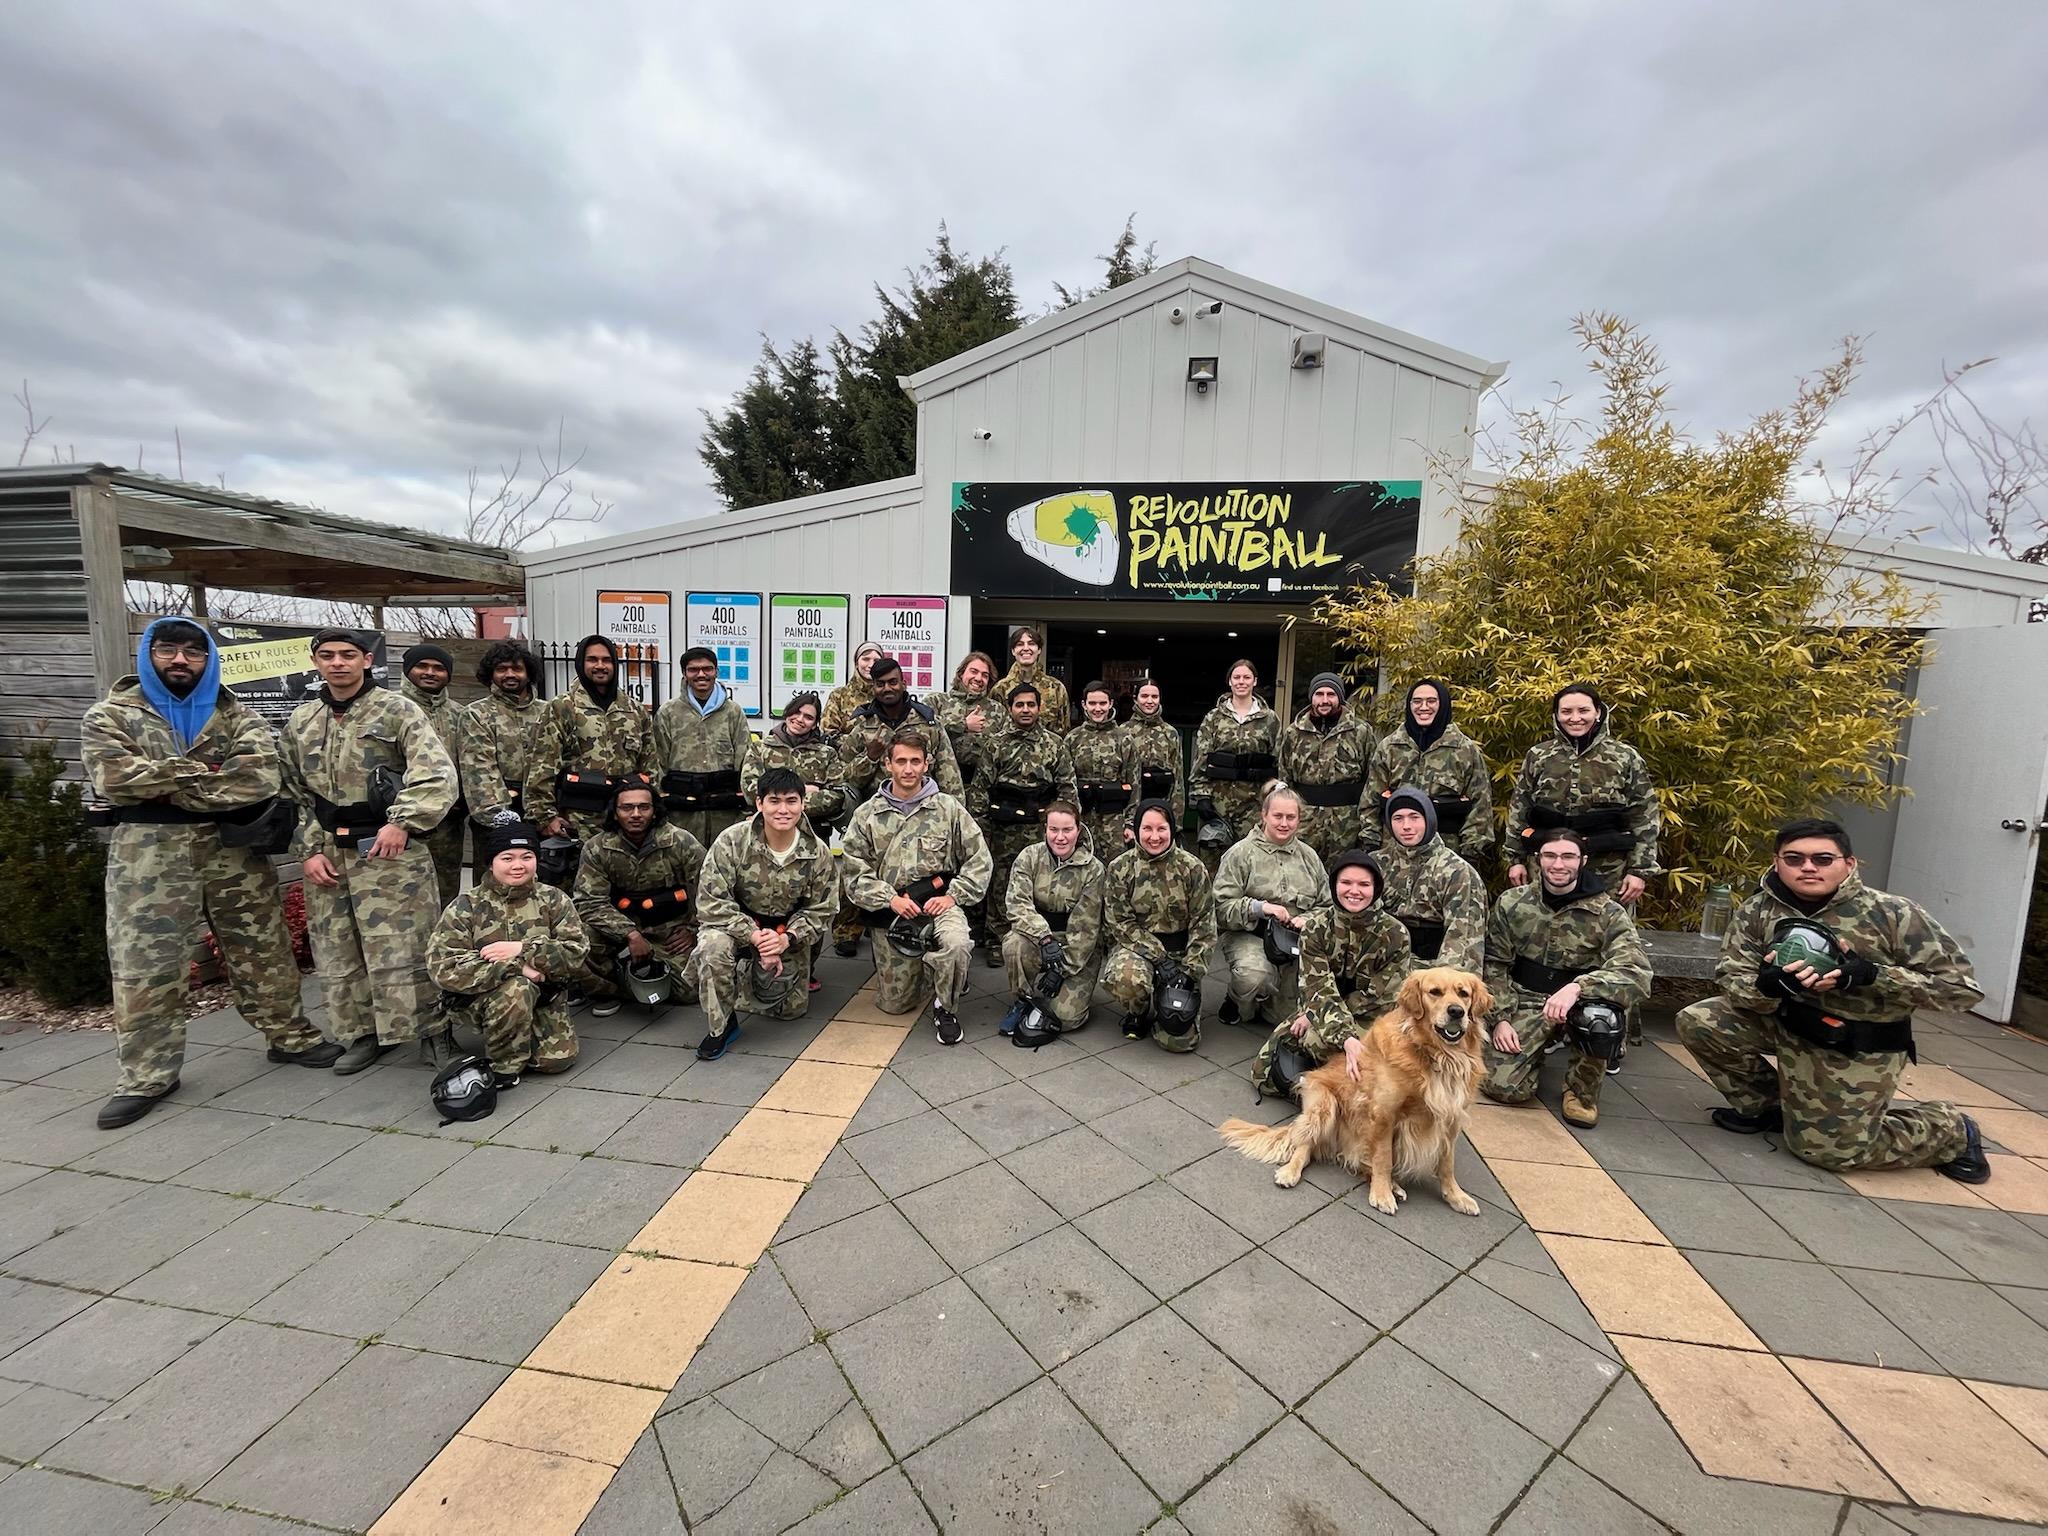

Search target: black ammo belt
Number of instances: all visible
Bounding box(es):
[1139,765,1176,799]
[741,906,796,932]
[862,870,956,927]
[1510,955,1587,993]
[612,885,690,926]
[1524,801,1633,856]
[1431,795,1476,832]
[1076,780,1129,811]
[1777,997,1916,1060]
[662,767,748,811]
[1152,928,1189,954]
[96,800,238,827]
[557,769,644,814]
[989,780,1055,826]
[1203,750,1278,784]
[1397,915,1447,961]
[1296,778,1364,808]
[1043,910,1071,933]
[311,795,385,837]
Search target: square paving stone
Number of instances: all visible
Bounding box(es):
[170,1043,288,1103]
[0,1295,224,1398]
[787,1467,934,1534]
[1687,1251,1939,1370]
[1882,1197,2048,1286]
[842,1108,989,1198]
[1839,1269,2048,1388]
[0,1170,145,1262]
[175,1118,374,1198]
[905,1376,1158,1534]
[1173,1250,1371,1404]
[201,1343,508,1529]
[1057,1305,1283,1502]
[119,1202,367,1313]
[1471,1252,1620,1361]
[655,1399,775,1526]
[7,1181,247,1291]
[1093,1040,1217,1095]
[775,1146,888,1244]
[1169,1147,1335,1245]
[889,1045,1015,1108]
[391,1144,581,1233]
[382,1233,614,1364]
[1303,1339,1550,1534]
[1075,1180,1253,1298]
[775,1201,952,1333]
[1343,1169,1527,1268]
[577,1426,685,1535]
[1668,1122,1853,1191]
[0,1084,95,1127]
[1165,1065,1291,1130]
[1267,1200,1458,1329]
[203,1060,351,1118]
[597,1098,748,1167]
[488,1084,644,1153]
[697,1448,838,1536]
[69,1106,272,1181]
[829,1275,1042,1456]
[1089,1095,1228,1174]
[275,1129,469,1216]
[503,1155,689,1250]
[0,1379,108,1460]
[559,1041,691,1096]
[898,1159,1063,1271]
[148,1502,316,1534]
[1027,1056,1153,1121]
[665,1260,816,1408]
[715,1342,851,1452]
[44,1318,355,1490]
[246,1218,487,1337]
[939,1078,1077,1158]
[964,1224,1156,1370]
[1495,1450,1667,1535]
[0,1097,174,1167]
[794,1397,891,1489]
[0,1467,166,1535]
[843,1070,930,1135]
[0,1026,118,1079]
[998,1124,1154,1218]
[1609,1171,1810,1260]
[1178,1412,1428,1535]
[0,1274,95,1357]
[661,1048,787,1107]
[304,1062,446,1129]
[1573,1113,1720,1179]
[1742,1185,1972,1276]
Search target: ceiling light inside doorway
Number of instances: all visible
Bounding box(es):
[1226,631,1238,638]
[1096,628,1106,635]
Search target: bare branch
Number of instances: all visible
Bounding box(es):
[14,380,50,466]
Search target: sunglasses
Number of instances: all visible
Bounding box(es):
[1777,851,1843,869]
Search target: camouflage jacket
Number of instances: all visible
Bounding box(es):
[1364,725,1495,862]
[1505,726,1661,875]
[1298,906,1414,1052]
[696,813,840,950]
[1066,719,1137,816]
[1004,838,1107,972]
[1103,843,1216,971]
[1717,870,1981,1023]
[1279,708,1376,804]
[84,677,281,817]
[839,697,964,799]
[458,690,548,824]
[968,722,1078,825]
[742,728,849,826]
[841,785,993,911]
[428,879,588,995]
[572,821,707,946]
[1119,709,1186,821]
[654,692,752,784]
[279,685,458,849]
[819,675,875,738]
[1190,696,1283,803]
[1375,835,1488,973]
[990,663,1071,733]
[402,680,463,817]
[929,686,996,785]
[1212,830,1334,932]
[1484,883,1652,1012]
[522,687,654,824]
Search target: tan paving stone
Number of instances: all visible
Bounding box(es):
[1979,1154,2048,1215]
[1489,1160,1667,1243]
[1788,1357,2048,1522]
[1461,1103,1598,1167]
[1656,1041,1710,1081]
[1897,1064,2019,1109]
[757,1059,884,1119]
[633,1170,803,1266]
[1836,1167,1993,1207]
[701,1107,848,1183]
[1974,1107,2048,1157]
[1543,1234,1763,1349]
[1970,1379,2048,1453]
[370,1433,615,1535]
[1618,1338,1900,1500]
[464,1369,664,1467]
[833,993,914,1027]
[800,1019,910,1068]
[526,1255,746,1389]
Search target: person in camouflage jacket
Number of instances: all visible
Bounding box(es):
[929,650,997,792]
[655,646,754,847]
[1000,804,1106,1034]
[1504,682,1659,902]
[693,768,841,1057]
[1119,679,1186,828]
[742,692,849,831]
[1481,828,1652,1128]
[279,628,459,1070]
[1376,786,1487,973]
[1068,681,1139,857]
[524,635,654,838]
[460,640,548,882]
[989,625,1070,733]
[1102,802,1217,1053]
[428,820,589,1083]
[571,782,705,1013]
[399,643,466,907]
[970,684,1078,959]
[83,619,336,1127]
[1279,672,1376,866]
[1364,679,1494,869]
[820,642,885,737]
[1190,661,1283,867]
[1677,818,1987,1179]
[1251,851,1411,1098]
[1212,784,1333,1032]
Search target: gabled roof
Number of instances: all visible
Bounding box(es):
[899,256,1506,400]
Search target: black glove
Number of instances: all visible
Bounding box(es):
[1192,796,1219,823]
[1757,963,1807,1005]
[1834,951,1880,992]
[1038,936,1065,973]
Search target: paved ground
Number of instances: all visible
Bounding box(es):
[3,952,2048,1533]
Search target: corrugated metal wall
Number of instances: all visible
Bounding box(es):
[0,482,88,627]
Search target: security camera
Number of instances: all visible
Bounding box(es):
[1194,299,1224,317]
[1167,304,1187,326]
[970,427,993,441]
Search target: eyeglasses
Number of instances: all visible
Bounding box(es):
[150,643,208,662]
[1777,851,1843,869]
[1536,851,1582,863]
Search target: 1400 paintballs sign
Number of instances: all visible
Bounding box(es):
[949,480,1421,602]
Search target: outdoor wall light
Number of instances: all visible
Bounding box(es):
[1291,333,1326,369]
[1187,357,1218,394]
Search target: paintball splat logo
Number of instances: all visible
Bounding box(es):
[1005,490,1120,587]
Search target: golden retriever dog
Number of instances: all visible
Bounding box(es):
[1220,967,1490,1216]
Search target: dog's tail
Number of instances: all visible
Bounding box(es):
[1218,1117,1295,1165]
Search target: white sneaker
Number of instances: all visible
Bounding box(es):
[589,1000,622,1018]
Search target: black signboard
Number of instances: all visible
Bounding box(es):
[214,622,390,731]
[949,480,1421,603]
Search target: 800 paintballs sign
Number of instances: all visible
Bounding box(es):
[949,481,1421,602]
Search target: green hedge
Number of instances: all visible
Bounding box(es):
[0,743,112,1007]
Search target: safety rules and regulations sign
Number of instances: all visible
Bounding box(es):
[685,591,764,717]
[596,589,671,707]
[768,594,849,718]
[866,596,947,695]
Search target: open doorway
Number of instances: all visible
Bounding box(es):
[971,615,1287,731]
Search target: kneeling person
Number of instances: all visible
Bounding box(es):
[1481,829,1651,1128]
[693,768,841,1061]
[571,783,705,1017]
[428,821,590,1086]
[1102,801,1217,1052]
[1000,802,1106,1038]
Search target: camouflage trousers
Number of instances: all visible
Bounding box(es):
[1676,996,1967,1171]
[451,976,577,1076]
[105,826,322,1096]
[1079,810,1132,863]
[671,807,747,852]
[302,837,443,1048]
[1101,945,1202,1054]
[982,826,1040,948]
[1479,999,1606,1109]
[694,928,812,1038]
[580,923,700,1007]
[870,906,973,1017]
[1197,784,1260,875]
[421,816,465,910]
[1218,931,1301,1029]
[1001,930,1100,1029]
[1296,805,1362,869]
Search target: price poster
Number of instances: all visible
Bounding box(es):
[595,590,670,707]
[684,592,764,717]
[865,595,948,694]
[768,594,850,718]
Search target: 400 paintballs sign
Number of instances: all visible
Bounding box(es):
[949,481,1422,602]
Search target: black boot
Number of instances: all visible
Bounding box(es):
[1937,1114,1992,1184]
[1218,998,1242,1029]
[1710,1104,1784,1136]
[413,1032,455,1070]
[1121,1012,1150,1041]
[269,1040,344,1068]
[833,938,859,959]
[97,1080,177,1130]
[332,1038,394,1075]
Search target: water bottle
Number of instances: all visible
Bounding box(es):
[1699,884,1733,940]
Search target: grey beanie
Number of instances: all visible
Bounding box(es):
[1308,671,1347,703]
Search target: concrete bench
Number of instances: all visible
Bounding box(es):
[1641,928,1720,981]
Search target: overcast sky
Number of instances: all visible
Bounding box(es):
[4,1,2042,552]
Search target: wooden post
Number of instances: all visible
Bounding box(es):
[74,481,131,694]
[190,582,210,619]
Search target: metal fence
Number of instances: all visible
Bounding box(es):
[538,641,665,709]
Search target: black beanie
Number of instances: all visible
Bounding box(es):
[1383,784,1439,845]
[1328,849,1384,904]
[482,819,543,863]
[309,626,367,654]
[403,643,455,675]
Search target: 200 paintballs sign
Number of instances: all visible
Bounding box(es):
[949,480,1421,603]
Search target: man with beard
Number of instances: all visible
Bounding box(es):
[524,634,654,840]
[989,624,1070,733]
[1505,683,1659,903]
[83,619,339,1128]
[1068,680,1138,855]
[279,628,459,1073]
[1279,671,1377,866]
[571,781,705,1019]
[1364,679,1494,869]
[399,642,466,907]
[1376,786,1488,974]
[461,640,548,881]
[1119,678,1184,830]
[655,645,754,848]
[931,650,997,791]
[970,682,1077,967]
[1481,829,1652,1128]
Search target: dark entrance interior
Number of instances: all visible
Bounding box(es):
[970,618,1283,731]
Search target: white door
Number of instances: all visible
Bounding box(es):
[1890,624,2048,1022]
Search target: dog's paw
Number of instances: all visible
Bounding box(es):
[1445,1191,1482,1217]
[1367,1186,1399,1215]
[1392,1183,1408,1203]
[1274,1168,1303,1189]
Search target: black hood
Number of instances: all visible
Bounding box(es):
[1540,867,1608,909]
[1552,681,1607,755]
[1764,867,1832,918]
[1383,784,1438,847]
[575,634,620,707]
[1404,678,1453,751]
[1132,798,1178,857]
